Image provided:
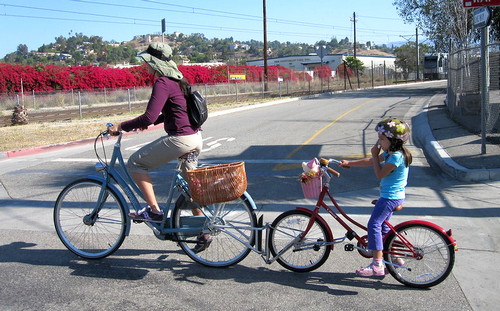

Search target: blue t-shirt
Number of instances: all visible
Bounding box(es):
[379,151,408,199]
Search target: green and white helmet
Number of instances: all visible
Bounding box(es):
[375,118,410,142]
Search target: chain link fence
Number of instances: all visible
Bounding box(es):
[447,42,500,143]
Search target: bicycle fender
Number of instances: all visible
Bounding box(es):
[242,191,257,210]
[295,207,334,250]
[393,220,456,246]
[86,175,132,236]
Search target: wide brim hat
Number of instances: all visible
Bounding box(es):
[139,42,183,80]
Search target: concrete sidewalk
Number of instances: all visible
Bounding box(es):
[412,92,500,182]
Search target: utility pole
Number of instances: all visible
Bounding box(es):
[161,18,166,43]
[480,25,490,154]
[353,12,357,59]
[352,12,360,88]
[416,28,419,80]
[263,0,268,92]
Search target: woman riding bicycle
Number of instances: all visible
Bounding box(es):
[109,42,203,222]
[339,118,412,277]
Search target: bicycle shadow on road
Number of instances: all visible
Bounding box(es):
[0,240,183,281]
[0,240,423,294]
[162,261,427,294]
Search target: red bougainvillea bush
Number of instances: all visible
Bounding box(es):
[0,63,312,94]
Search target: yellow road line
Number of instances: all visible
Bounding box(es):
[273,98,380,171]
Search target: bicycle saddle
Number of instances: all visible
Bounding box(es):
[371,199,403,212]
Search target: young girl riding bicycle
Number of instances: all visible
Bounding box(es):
[339,118,412,277]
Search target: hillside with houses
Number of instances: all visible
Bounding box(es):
[1,32,395,68]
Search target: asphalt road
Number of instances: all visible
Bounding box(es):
[0,81,498,310]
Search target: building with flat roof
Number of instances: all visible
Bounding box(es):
[246,53,396,75]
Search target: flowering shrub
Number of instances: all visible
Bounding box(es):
[336,64,354,78]
[313,66,332,79]
[0,63,312,93]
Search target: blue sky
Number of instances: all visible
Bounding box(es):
[0,0,424,57]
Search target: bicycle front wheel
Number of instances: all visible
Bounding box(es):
[268,210,331,272]
[54,178,128,259]
[384,223,455,288]
[172,193,257,267]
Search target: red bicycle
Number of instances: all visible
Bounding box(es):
[267,158,457,288]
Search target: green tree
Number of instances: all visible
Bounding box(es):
[330,37,339,49]
[394,42,431,79]
[392,0,495,49]
[345,56,365,74]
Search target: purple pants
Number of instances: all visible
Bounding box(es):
[367,197,404,251]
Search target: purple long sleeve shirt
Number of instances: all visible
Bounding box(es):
[120,77,198,135]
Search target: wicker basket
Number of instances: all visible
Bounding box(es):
[186,162,247,205]
[301,176,322,199]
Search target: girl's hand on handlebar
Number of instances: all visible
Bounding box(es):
[338,160,351,169]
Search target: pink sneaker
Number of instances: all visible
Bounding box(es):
[356,262,386,276]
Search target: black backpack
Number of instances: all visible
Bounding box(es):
[185,85,208,129]
[167,85,207,129]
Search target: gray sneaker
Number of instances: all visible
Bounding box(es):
[129,206,163,223]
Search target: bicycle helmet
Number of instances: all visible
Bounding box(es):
[375,118,410,142]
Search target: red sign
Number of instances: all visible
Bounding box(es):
[463,0,500,8]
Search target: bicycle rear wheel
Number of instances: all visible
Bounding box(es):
[54,178,128,259]
[268,210,331,272]
[384,223,455,288]
[172,193,256,267]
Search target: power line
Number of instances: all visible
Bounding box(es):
[1,1,412,42]
[1,3,154,23]
[2,14,156,26]
[0,13,334,40]
[0,3,337,39]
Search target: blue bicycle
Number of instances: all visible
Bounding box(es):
[53,124,258,267]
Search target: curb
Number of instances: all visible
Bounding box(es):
[0,123,163,160]
[412,102,500,182]
[0,137,96,160]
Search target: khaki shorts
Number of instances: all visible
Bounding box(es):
[127,131,203,177]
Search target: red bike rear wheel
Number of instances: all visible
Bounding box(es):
[383,223,455,288]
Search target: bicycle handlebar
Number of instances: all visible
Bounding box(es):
[319,158,341,178]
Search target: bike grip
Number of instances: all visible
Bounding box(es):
[327,167,341,178]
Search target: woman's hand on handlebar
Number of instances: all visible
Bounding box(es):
[107,123,121,136]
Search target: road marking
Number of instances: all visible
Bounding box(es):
[125,142,149,151]
[50,158,331,164]
[273,98,380,171]
[203,137,236,152]
[51,158,98,163]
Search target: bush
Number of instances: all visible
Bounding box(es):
[0,63,312,93]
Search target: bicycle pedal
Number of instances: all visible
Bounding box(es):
[133,219,144,224]
[344,244,354,251]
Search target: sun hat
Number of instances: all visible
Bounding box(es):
[139,42,183,80]
[375,118,410,142]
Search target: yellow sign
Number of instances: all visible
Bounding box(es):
[229,74,246,80]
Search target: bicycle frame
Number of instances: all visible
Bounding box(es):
[293,166,456,266]
[90,132,206,238]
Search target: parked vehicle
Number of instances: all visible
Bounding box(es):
[423,53,448,80]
